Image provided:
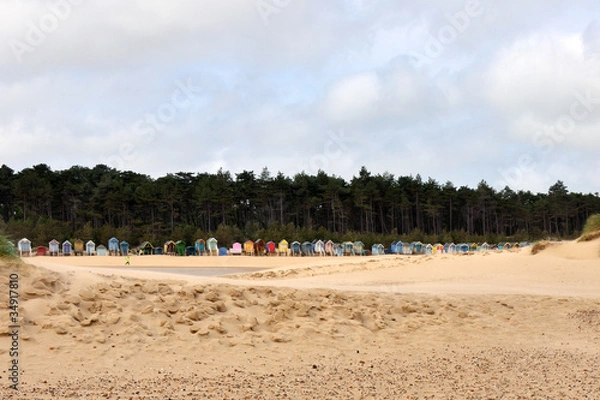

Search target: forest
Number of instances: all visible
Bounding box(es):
[0,163,599,250]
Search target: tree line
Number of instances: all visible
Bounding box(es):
[0,163,599,250]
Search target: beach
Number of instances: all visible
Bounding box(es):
[1,240,599,399]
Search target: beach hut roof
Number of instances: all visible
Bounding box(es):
[49,239,60,245]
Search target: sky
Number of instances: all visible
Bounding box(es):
[1,0,599,194]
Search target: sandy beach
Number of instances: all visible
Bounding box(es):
[1,240,599,399]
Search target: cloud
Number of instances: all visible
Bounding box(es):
[0,1,598,194]
[324,72,381,124]
[484,32,600,149]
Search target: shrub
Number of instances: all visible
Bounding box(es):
[0,232,16,257]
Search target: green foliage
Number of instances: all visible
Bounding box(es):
[0,231,15,257]
[1,164,600,248]
[215,224,241,248]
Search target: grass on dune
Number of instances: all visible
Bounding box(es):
[531,241,551,255]
[579,214,600,242]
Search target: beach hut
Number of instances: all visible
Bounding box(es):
[175,240,186,256]
[424,243,433,255]
[254,239,266,256]
[266,241,276,255]
[371,243,384,255]
[411,241,423,254]
[48,239,60,256]
[96,245,108,256]
[62,240,72,256]
[478,242,489,252]
[195,239,206,256]
[120,241,129,256]
[353,241,365,256]
[186,246,196,256]
[290,241,301,256]
[341,241,354,256]
[207,238,218,256]
[390,241,397,254]
[164,240,176,256]
[218,247,228,256]
[457,243,469,253]
[333,243,343,256]
[444,243,455,254]
[277,240,289,256]
[86,240,96,256]
[434,243,444,254]
[313,240,325,256]
[470,243,478,252]
[301,241,314,256]
[139,241,153,255]
[153,247,163,255]
[36,246,48,256]
[74,239,84,256]
[108,237,120,256]
[394,241,404,254]
[230,242,243,255]
[243,240,255,256]
[324,240,335,256]
[498,242,513,250]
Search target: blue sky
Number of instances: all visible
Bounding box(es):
[1,0,599,194]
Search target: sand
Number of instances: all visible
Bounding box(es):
[1,240,599,399]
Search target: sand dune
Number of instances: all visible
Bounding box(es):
[532,237,600,260]
[0,239,599,398]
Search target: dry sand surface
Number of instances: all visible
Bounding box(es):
[1,239,599,399]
